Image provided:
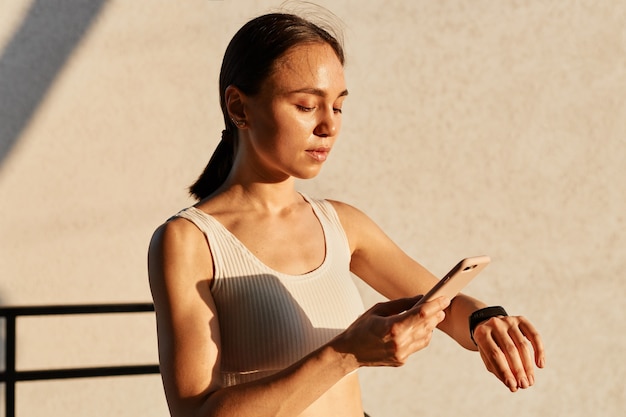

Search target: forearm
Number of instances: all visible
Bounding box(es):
[438,293,487,350]
[190,343,357,417]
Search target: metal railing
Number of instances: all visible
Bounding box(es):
[0,303,160,417]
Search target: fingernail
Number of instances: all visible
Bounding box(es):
[528,374,535,386]
[506,378,517,391]
[539,357,546,368]
[520,377,529,389]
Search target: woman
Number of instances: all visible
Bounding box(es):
[148,11,545,417]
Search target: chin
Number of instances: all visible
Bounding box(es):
[295,168,323,180]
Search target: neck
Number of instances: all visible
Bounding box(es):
[218,178,304,214]
[217,143,307,212]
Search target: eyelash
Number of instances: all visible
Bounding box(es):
[296,105,343,114]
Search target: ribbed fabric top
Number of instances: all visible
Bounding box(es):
[174,194,364,386]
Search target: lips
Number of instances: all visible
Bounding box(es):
[305,147,331,162]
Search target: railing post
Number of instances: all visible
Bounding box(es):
[5,312,16,417]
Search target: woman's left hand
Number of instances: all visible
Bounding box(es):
[472,315,546,392]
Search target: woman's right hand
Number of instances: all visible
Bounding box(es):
[332,296,450,368]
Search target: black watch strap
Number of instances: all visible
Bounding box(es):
[469,306,508,345]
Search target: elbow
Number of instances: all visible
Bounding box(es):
[166,388,223,417]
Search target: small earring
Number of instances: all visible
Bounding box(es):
[232,118,246,128]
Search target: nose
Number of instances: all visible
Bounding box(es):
[313,107,339,138]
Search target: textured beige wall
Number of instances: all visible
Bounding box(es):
[1,1,624,416]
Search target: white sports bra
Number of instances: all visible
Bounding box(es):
[174,194,364,386]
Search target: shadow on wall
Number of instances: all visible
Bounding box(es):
[0,0,107,168]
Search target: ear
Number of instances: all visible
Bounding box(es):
[224,85,247,125]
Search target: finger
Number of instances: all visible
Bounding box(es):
[508,327,536,387]
[478,346,496,376]
[369,296,423,317]
[409,296,450,317]
[492,326,530,390]
[519,317,546,368]
[477,334,518,392]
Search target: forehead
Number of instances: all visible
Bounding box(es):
[265,43,346,95]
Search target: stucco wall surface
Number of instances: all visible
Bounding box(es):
[0,1,624,416]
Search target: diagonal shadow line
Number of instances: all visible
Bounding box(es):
[0,0,108,169]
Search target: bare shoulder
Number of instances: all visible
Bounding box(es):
[326,199,388,252]
[149,216,206,254]
[148,216,213,291]
[326,199,371,226]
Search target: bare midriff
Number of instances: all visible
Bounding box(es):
[298,373,364,417]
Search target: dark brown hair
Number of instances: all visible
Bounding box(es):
[188,12,345,200]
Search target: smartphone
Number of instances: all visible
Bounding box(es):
[414,255,491,307]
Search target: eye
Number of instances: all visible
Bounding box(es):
[333,107,343,114]
[296,105,315,112]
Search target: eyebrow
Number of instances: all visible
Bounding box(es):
[288,87,349,98]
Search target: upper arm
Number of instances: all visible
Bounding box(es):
[329,201,489,345]
[148,218,221,416]
[328,200,439,300]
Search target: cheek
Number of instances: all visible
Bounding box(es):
[252,110,280,135]
[249,101,318,144]
[271,112,316,141]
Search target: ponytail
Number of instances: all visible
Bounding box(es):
[188,128,236,200]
